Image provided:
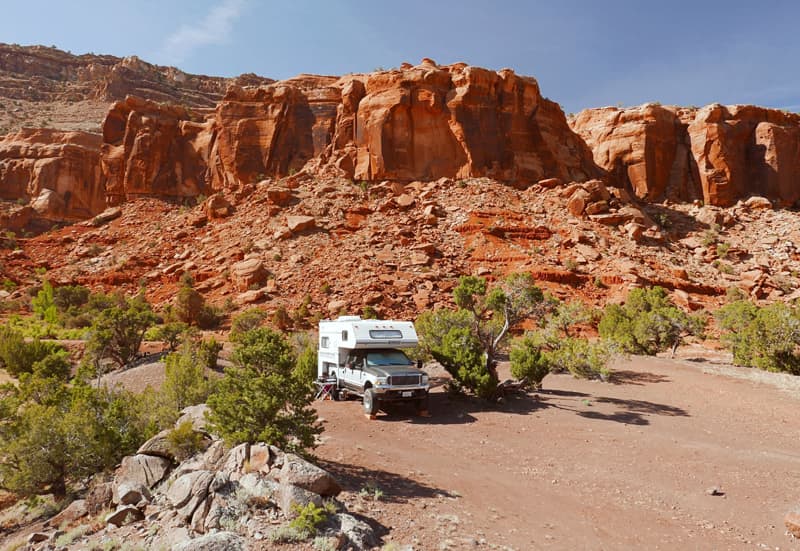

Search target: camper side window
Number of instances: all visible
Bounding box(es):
[341,330,348,341]
[320,337,329,348]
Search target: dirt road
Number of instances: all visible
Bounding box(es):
[313,356,800,550]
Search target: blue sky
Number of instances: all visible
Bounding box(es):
[3,0,799,113]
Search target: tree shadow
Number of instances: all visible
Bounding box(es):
[378,390,549,425]
[577,410,650,425]
[593,396,689,417]
[315,460,455,504]
[609,370,671,386]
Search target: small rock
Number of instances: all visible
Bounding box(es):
[706,486,725,496]
[785,511,800,538]
[287,215,316,233]
[744,196,772,209]
[28,532,49,544]
[537,177,563,188]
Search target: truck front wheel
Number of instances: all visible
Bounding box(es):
[363,388,380,416]
[331,375,341,401]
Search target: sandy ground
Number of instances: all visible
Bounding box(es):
[312,356,800,551]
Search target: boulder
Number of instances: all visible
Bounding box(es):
[137,429,175,461]
[176,404,211,434]
[115,482,151,506]
[85,482,114,514]
[567,189,591,216]
[278,453,342,496]
[105,505,145,527]
[266,187,293,205]
[231,258,268,292]
[278,483,323,516]
[204,194,232,219]
[91,206,122,226]
[115,454,171,492]
[172,531,245,551]
[744,196,772,209]
[48,499,88,527]
[335,513,379,551]
[170,470,215,521]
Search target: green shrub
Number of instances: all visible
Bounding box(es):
[293,333,318,385]
[167,420,206,461]
[152,322,190,351]
[86,294,157,369]
[206,328,321,451]
[598,287,704,356]
[272,306,291,331]
[716,301,800,374]
[163,342,213,412]
[231,308,266,339]
[546,337,611,380]
[0,326,64,376]
[198,337,223,370]
[361,305,379,319]
[0,378,145,499]
[509,333,550,388]
[287,501,332,539]
[31,280,58,324]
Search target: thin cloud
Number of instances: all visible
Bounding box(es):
[158,0,245,65]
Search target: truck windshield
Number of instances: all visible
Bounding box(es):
[366,350,413,366]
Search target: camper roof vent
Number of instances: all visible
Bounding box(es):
[336,315,362,321]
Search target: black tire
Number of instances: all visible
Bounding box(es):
[331,374,341,401]
[363,388,380,415]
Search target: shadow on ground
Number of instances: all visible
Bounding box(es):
[537,388,690,426]
[316,460,455,504]
[609,370,671,385]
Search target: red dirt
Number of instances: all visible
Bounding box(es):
[313,356,800,550]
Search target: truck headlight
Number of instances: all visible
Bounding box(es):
[376,377,389,386]
[421,374,429,385]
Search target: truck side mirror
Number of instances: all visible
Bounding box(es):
[417,359,423,370]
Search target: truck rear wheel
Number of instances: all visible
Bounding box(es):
[363,388,380,416]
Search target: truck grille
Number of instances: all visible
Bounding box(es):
[389,374,420,386]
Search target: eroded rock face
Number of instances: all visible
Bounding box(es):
[572,103,800,206]
[351,63,599,184]
[102,96,214,204]
[0,128,105,219]
[172,61,600,190]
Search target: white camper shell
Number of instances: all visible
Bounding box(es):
[318,316,429,416]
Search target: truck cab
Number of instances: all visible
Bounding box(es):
[318,316,429,416]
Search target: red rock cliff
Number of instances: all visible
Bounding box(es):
[0,128,105,220]
[572,104,800,207]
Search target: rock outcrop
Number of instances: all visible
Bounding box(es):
[572,103,800,207]
[101,96,214,204]
[0,128,105,219]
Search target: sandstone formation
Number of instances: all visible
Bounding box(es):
[101,96,214,204]
[572,103,800,207]
[0,128,105,219]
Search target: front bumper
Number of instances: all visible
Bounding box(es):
[373,387,428,401]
